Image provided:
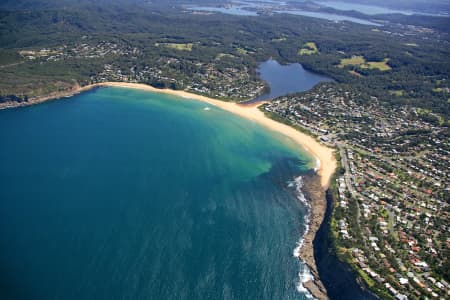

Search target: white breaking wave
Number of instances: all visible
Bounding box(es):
[296,266,315,299]
[314,158,321,172]
[289,176,317,300]
[293,176,308,206]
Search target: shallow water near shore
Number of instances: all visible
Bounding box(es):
[0,87,317,299]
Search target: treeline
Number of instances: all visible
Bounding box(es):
[0,95,26,103]
[0,2,449,117]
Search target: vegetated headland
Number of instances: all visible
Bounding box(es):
[1,2,448,299]
[0,80,337,299]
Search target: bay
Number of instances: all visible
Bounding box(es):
[0,87,314,300]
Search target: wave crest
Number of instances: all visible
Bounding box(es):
[289,176,316,299]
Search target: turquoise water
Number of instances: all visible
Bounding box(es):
[0,87,314,299]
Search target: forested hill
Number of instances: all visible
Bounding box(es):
[0,0,150,10]
[0,1,449,119]
[0,0,220,10]
[327,0,450,14]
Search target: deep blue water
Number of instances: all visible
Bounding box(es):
[253,59,332,101]
[0,87,315,300]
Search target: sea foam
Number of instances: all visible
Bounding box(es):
[289,176,316,299]
[314,158,321,172]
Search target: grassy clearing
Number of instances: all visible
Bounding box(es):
[339,55,366,67]
[340,56,364,66]
[234,45,255,55]
[155,43,193,51]
[365,58,391,71]
[236,47,248,55]
[339,56,391,71]
[389,90,404,96]
[215,53,235,60]
[298,42,318,55]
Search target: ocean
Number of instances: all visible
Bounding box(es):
[0,87,316,299]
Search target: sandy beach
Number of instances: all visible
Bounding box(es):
[0,81,336,187]
[96,82,337,188]
[97,82,336,300]
[1,81,336,299]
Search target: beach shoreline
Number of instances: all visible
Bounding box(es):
[97,82,337,189]
[0,81,336,299]
[0,82,336,188]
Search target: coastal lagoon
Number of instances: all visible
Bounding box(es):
[314,1,448,16]
[253,59,332,102]
[275,10,381,26]
[315,1,416,15]
[186,2,382,26]
[186,5,258,16]
[0,87,315,299]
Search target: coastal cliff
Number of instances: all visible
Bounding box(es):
[301,174,329,300]
[0,81,338,299]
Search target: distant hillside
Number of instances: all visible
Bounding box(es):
[0,0,226,10]
[314,0,450,15]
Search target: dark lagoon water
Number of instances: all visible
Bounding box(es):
[0,87,316,300]
[253,59,333,102]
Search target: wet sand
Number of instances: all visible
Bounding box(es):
[95,82,337,300]
[1,81,337,299]
[95,82,337,189]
